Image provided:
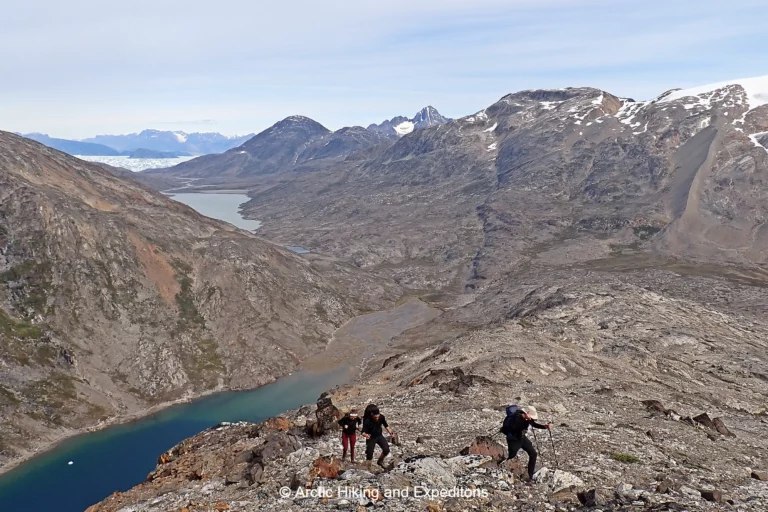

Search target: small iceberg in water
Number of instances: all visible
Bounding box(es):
[68,461,74,465]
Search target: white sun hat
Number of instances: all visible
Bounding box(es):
[523,406,538,420]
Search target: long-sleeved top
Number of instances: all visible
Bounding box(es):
[501,413,547,441]
[338,415,361,435]
[361,414,389,438]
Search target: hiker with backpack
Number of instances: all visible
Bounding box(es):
[500,405,551,481]
[361,404,395,468]
[337,409,361,462]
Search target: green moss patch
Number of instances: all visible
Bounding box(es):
[182,337,225,390]
[611,453,640,464]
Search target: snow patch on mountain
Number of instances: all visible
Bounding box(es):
[483,123,498,133]
[659,75,768,111]
[540,101,561,111]
[395,121,415,135]
[173,132,188,143]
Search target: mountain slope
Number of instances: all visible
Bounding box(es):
[83,130,254,155]
[240,77,768,290]
[21,133,121,156]
[367,106,451,136]
[150,117,394,181]
[0,131,396,471]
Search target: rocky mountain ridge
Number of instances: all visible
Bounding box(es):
[146,108,450,184]
[241,76,768,291]
[367,106,451,137]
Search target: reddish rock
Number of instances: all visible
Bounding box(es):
[213,502,230,511]
[312,456,341,479]
[459,436,506,461]
[263,417,293,432]
[751,471,768,481]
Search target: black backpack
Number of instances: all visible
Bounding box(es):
[500,404,523,435]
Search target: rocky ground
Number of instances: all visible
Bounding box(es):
[88,268,768,511]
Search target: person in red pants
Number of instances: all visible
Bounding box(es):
[338,409,361,462]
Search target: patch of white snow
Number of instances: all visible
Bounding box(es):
[540,101,561,111]
[483,122,498,133]
[394,121,414,136]
[487,142,497,151]
[173,132,188,143]
[659,75,768,111]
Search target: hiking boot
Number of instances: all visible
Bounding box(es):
[377,459,387,468]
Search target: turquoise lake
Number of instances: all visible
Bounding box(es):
[0,367,352,512]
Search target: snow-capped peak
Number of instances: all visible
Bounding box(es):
[658,75,768,111]
[173,131,188,143]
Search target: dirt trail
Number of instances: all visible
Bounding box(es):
[301,298,441,372]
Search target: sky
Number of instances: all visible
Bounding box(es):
[1,0,766,139]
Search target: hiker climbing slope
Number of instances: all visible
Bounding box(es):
[500,405,551,480]
[361,404,395,468]
[337,409,361,462]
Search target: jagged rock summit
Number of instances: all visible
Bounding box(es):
[367,106,451,136]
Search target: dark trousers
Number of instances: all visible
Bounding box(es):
[365,435,390,461]
[507,435,537,478]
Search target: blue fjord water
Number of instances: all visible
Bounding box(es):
[0,192,326,511]
[0,367,351,512]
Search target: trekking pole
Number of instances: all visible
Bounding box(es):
[532,430,544,462]
[548,429,559,470]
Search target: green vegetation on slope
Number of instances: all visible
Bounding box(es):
[0,260,54,316]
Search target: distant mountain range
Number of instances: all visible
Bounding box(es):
[82,130,255,155]
[21,130,255,158]
[147,106,451,179]
[20,107,450,168]
[21,133,123,156]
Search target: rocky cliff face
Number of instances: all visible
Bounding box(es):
[0,131,397,471]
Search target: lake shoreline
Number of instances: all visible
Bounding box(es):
[0,379,273,478]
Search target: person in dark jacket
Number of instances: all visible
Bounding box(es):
[361,405,395,467]
[337,409,361,462]
[501,405,551,480]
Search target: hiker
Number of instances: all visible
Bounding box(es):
[500,405,551,481]
[337,409,361,462]
[361,404,395,467]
